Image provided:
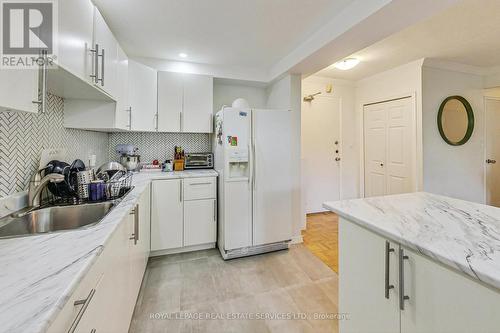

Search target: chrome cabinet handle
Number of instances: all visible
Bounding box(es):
[32,50,47,113]
[69,289,96,333]
[189,182,211,186]
[179,180,183,202]
[213,199,216,222]
[385,241,395,299]
[129,205,139,244]
[486,159,497,164]
[155,113,159,131]
[180,112,183,132]
[97,48,105,86]
[90,44,99,84]
[399,248,410,310]
[126,107,132,130]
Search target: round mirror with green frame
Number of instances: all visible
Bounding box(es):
[437,96,474,146]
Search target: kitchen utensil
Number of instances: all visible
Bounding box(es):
[76,170,95,199]
[97,162,126,178]
[46,160,76,197]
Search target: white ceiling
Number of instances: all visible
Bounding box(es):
[316,0,500,81]
[93,0,355,69]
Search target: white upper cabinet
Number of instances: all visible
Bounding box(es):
[115,45,130,130]
[92,7,118,98]
[128,59,158,132]
[157,72,213,133]
[0,69,39,113]
[57,0,94,81]
[183,74,213,133]
[157,71,183,132]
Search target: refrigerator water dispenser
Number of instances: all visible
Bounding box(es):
[227,150,249,178]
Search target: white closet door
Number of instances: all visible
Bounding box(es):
[385,97,413,194]
[364,97,413,197]
[364,103,388,197]
[252,109,293,246]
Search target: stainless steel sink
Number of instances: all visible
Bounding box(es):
[0,202,115,239]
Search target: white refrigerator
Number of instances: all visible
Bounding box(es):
[214,107,293,259]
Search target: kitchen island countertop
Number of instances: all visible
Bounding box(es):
[324,192,500,292]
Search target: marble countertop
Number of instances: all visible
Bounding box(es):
[324,192,500,291]
[0,169,218,333]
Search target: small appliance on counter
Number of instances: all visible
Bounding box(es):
[184,152,214,169]
[116,144,141,172]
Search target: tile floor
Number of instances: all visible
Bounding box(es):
[129,245,339,333]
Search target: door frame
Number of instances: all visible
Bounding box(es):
[301,94,343,211]
[483,96,500,205]
[359,92,418,198]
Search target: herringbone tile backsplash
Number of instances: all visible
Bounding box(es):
[108,132,211,163]
[0,93,212,198]
[0,94,109,198]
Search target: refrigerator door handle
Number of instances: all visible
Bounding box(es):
[248,144,253,185]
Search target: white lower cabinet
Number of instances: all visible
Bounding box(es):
[184,199,216,246]
[340,218,500,333]
[151,177,217,254]
[48,187,151,333]
[151,179,183,250]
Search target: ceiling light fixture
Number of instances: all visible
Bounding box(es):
[179,53,188,58]
[333,58,360,70]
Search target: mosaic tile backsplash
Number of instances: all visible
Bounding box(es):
[108,132,211,163]
[0,94,109,198]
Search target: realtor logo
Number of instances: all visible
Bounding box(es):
[1,0,57,68]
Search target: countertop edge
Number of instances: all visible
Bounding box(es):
[4,170,218,333]
[323,200,500,293]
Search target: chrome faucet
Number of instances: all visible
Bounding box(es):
[28,172,65,208]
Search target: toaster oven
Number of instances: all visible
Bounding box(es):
[184,153,214,169]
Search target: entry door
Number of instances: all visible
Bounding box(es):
[301,96,341,212]
[485,99,500,207]
[364,97,413,197]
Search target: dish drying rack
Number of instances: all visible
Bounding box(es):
[41,172,133,206]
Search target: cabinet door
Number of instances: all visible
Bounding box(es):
[184,199,216,247]
[93,7,118,97]
[114,45,130,130]
[401,246,500,333]
[129,59,158,132]
[157,71,183,132]
[138,183,151,266]
[58,0,94,81]
[151,180,183,251]
[339,218,400,333]
[182,74,213,133]
[0,69,38,113]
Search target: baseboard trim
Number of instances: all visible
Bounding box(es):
[290,234,303,244]
[149,243,216,257]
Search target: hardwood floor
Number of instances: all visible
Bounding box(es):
[129,245,339,333]
[302,212,339,273]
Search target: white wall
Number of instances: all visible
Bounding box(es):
[265,75,303,240]
[301,76,357,200]
[213,81,267,111]
[422,66,485,202]
[355,59,424,195]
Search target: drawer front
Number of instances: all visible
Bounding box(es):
[183,177,216,200]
